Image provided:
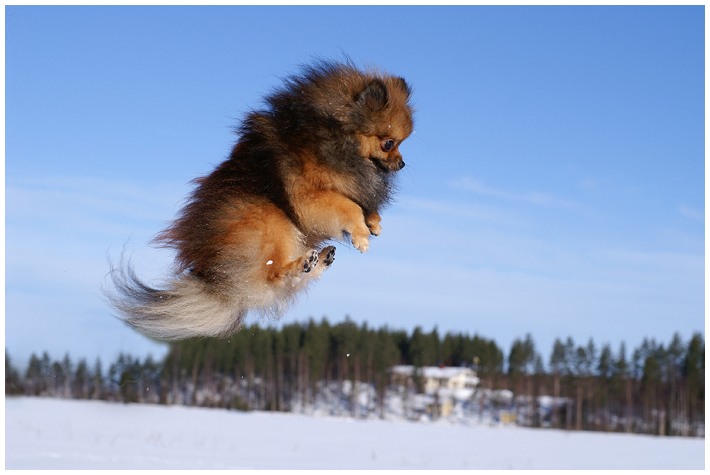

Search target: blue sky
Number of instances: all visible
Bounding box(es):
[5,6,705,368]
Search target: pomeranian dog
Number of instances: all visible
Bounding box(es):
[107,60,414,340]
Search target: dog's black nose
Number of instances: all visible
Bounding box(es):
[398,160,405,170]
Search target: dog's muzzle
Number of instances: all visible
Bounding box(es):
[371,157,405,172]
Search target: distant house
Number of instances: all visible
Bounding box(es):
[390,366,480,417]
[391,365,479,391]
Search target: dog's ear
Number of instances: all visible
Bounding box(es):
[356,79,388,112]
[394,77,412,97]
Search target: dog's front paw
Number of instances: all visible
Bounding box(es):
[365,212,382,236]
[351,232,370,253]
[368,221,382,236]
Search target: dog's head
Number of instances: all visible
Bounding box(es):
[275,61,414,174]
[350,76,414,173]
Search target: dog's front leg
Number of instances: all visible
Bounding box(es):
[365,210,382,236]
[295,190,371,252]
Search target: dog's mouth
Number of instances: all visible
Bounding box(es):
[369,157,405,173]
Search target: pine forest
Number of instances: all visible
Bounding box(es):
[5,318,704,438]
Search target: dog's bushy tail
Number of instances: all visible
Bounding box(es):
[105,260,245,341]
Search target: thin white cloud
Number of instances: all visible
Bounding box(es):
[679,205,704,222]
[7,175,186,224]
[398,196,521,226]
[5,174,182,293]
[578,178,598,190]
[450,176,581,210]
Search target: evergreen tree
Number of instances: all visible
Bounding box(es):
[74,358,89,398]
[549,338,567,428]
[563,338,575,368]
[5,350,23,395]
[93,357,103,400]
[550,338,567,375]
[427,326,440,366]
[305,318,329,402]
[508,339,528,378]
[390,329,410,365]
[509,334,536,377]
[40,352,52,394]
[373,327,400,417]
[682,332,704,435]
[51,359,66,397]
[441,333,461,366]
[409,326,426,368]
[471,336,503,382]
[25,353,44,396]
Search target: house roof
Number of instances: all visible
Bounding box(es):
[390,365,476,379]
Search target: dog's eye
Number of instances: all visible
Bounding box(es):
[381,139,396,152]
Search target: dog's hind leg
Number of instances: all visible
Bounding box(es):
[270,245,334,279]
[273,249,319,279]
[306,246,336,279]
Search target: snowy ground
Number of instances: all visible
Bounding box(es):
[5,397,704,470]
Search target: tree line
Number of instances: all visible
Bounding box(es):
[5,318,704,437]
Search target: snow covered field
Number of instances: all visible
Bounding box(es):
[6,397,704,470]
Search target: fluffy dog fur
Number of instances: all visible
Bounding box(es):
[107,60,414,340]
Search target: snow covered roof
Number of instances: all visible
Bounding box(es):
[390,365,476,379]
